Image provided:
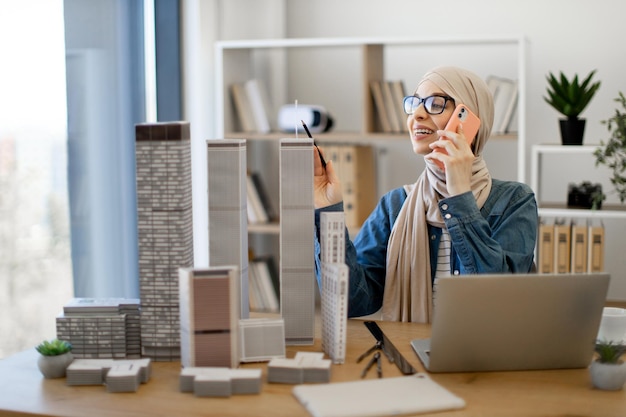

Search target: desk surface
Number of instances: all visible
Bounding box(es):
[1,319,625,417]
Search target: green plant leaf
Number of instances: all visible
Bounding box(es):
[544,70,600,118]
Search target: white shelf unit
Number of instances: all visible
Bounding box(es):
[213,36,528,271]
[530,144,626,300]
[530,144,626,219]
[214,35,527,181]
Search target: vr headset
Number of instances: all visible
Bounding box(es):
[278,104,334,134]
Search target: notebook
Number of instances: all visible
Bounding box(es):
[292,373,465,417]
[411,273,610,373]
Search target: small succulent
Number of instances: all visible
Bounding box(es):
[35,339,72,356]
[595,339,626,364]
[544,70,601,119]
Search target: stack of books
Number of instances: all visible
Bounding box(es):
[230,79,275,134]
[370,80,407,133]
[248,255,279,313]
[246,171,277,225]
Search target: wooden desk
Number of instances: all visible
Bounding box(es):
[1,319,625,417]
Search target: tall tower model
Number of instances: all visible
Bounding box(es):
[135,121,194,361]
[179,266,240,368]
[279,138,315,345]
[320,211,349,363]
[206,139,249,319]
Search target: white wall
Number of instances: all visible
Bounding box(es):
[183,0,626,298]
[283,0,621,165]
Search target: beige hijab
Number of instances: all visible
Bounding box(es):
[382,67,495,323]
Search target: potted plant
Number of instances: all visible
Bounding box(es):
[544,70,601,145]
[593,91,626,209]
[590,340,626,390]
[35,339,74,379]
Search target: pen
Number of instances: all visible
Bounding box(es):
[301,120,327,169]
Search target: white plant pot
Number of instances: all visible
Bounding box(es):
[37,352,74,379]
[590,360,626,390]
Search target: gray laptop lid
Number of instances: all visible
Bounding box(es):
[411,273,610,373]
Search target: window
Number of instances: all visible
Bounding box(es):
[0,0,72,358]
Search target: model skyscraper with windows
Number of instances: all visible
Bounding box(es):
[319,212,348,363]
[179,266,240,368]
[206,139,249,319]
[135,121,194,361]
[279,138,315,345]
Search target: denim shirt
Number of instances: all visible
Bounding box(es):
[314,179,538,318]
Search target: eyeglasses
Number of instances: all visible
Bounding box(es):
[403,95,455,115]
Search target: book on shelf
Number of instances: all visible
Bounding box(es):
[249,171,278,222]
[254,254,280,298]
[370,80,392,133]
[570,220,588,273]
[248,261,262,311]
[486,75,518,135]
[553,219,571,274]
[230,83,256,133]
[246,172,269,224]
[537,219,554,273]
[390,80,408,132]
[248,255,279,313]
[587,220,605,273]
[244,79,274,134]
[230,79,275,134]
[381,80,402,133]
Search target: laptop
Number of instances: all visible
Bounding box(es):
[411,273,610,373]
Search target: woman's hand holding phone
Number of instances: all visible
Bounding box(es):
[428,104,480,170]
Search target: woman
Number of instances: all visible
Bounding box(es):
[313,66,538,323]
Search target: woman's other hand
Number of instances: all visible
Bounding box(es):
[314,146,342,208]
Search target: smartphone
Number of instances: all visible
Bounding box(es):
[444,104,481,144]
[432,104,481,169]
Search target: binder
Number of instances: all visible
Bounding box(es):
[587,220,605,272]
[338,145,377,229]
[537,220,554,273]
[570,220,588,273]
[553,219,571,273]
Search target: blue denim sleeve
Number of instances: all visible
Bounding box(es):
[441,181,538,274]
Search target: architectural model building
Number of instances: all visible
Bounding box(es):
[320,263,349,364]
[180,367,262,396]
[319,211,346,264]
[56,297,141,359]
[66,358,152,389]
[135,122,194,361]
[179,266,240,369]
[267,352,331,384]
[279,138,315,345]
[206,139,249,319]
[319,212,349,364]
[239,317,286,362]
